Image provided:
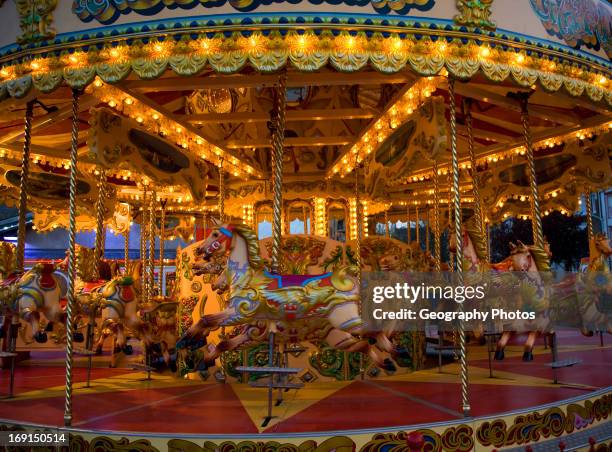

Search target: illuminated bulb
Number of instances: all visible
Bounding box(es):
[124,98,133,105]
[108,99,116,108]
[479,46,490,58]
[94,79,102,87]
[438,42,447,53]
[551,191,558,198]
[154,43,163,53]
[69,55,78,64]
[110,49,120,58]
[0,69,8,77]
[31,61,40,70]
[599,76,607,85]
[515,54,525,64]
[152,113,160,120]
[136,116,144,123]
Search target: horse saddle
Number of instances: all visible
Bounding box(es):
[263,271,333,290]
[38,264,57,290]
[81,281,107,294]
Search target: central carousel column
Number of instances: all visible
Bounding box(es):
[449,77,470,417]
[63,89,82,427]
[159,200,167,295]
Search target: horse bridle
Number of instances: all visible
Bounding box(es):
[203,226,234,258]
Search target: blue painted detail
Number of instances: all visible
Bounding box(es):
[219,227,233,238]
[301,272,333,286]
[264,270,283,287]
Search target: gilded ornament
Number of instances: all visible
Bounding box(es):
[15,0,58,44]
[454,0,496,31]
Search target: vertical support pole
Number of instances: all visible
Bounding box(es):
[148,190,156,299]
[449,78,470,417]
[63,89,82,427]
[415,206,420,249]
[463,99,485,251]
[159,200,166,295]
[511,92,544,250]
[270,72,287,274]
[433,162,441,271]
[585,192,594,241]
[425,208,430,254]
[218,159,225,223]
[140,187,148,303]
[354,159,365,378]
[16,100,34,273]
[93,170,107,279]
[406,204,411,244]
[384,208,390,238]
[124,206,130,274]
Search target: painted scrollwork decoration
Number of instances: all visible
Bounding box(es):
[73,0,435,24]
[454,0,496,31]
[15,0,58,44]
[530,0,612,59]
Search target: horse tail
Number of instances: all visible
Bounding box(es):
[330,265,359,292]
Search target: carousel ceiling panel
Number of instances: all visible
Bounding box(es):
[365,96,447,199]
[87,108,212,203]
[480,132,612,222]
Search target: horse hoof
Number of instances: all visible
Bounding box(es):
[34,331,48,343]
[123,344,133,355]
[73,332,84,343]
[45,322,54,332]
[494,349,505,361]
[382,358,397,373]
[581,328,594,337]
[522,351,534,362]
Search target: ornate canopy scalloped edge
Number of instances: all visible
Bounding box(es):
[0,16,610,104]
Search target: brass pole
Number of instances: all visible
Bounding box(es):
[270,72,287,274]
[433,162,441,271]
[511,92,544,250]
[415,206,420,248]
[463,99,485,254]
[425,208,430,254]
[585,192,594,240]
[124,207,130,274]
[63,89,82,427]
[406,204,411,244]
[148,191,156,299]
[354,159,364,378]
[384,208,390,238]
[93,170,107,279]
[159,200,166,295]
[449,78,470,417]
[218,159,225,223]
[140,187,148,303]
[16,100,34,273]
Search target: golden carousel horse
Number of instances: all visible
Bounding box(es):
[177,223,399,372]
[494,241,552,361]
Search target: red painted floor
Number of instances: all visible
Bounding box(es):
[0,331,609,434]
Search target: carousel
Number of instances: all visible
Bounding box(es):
[0,0,610,450]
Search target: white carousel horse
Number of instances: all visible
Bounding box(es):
[177,223,399,372]
[494,241,552,361]
[0,258,85,344]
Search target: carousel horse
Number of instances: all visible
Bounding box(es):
[0,262,84,343]
[141,297,179,371]
[177,223,399,372]
[90,261,154,363]
[573,233,612,335]
[494,241,551,361]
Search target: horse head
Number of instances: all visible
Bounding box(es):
[592,233,612,258]
[194,221,235,260]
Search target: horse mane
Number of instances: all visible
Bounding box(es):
[463,216,488,263]
[232,224,265,270]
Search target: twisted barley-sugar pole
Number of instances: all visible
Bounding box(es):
[124,207,130,274]
[510,91,545,250]
[140,187,149,304]
[585,192,593,241]
[449,77,470,418]
[159,200,167,295]
[354,158,365,378]
[415,206,420,249]
[270,72,287,274]
[16,100,34,273]
[63,89,82,427]
[218,158,225,223]
[406,204,411,244]
[93,170,107,279]
[463,98,485,251]
[433,162,441,271]
[148,190,156,300]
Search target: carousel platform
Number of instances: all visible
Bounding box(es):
[0,329,610,450]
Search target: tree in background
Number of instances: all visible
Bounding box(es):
[490,212,588,270]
